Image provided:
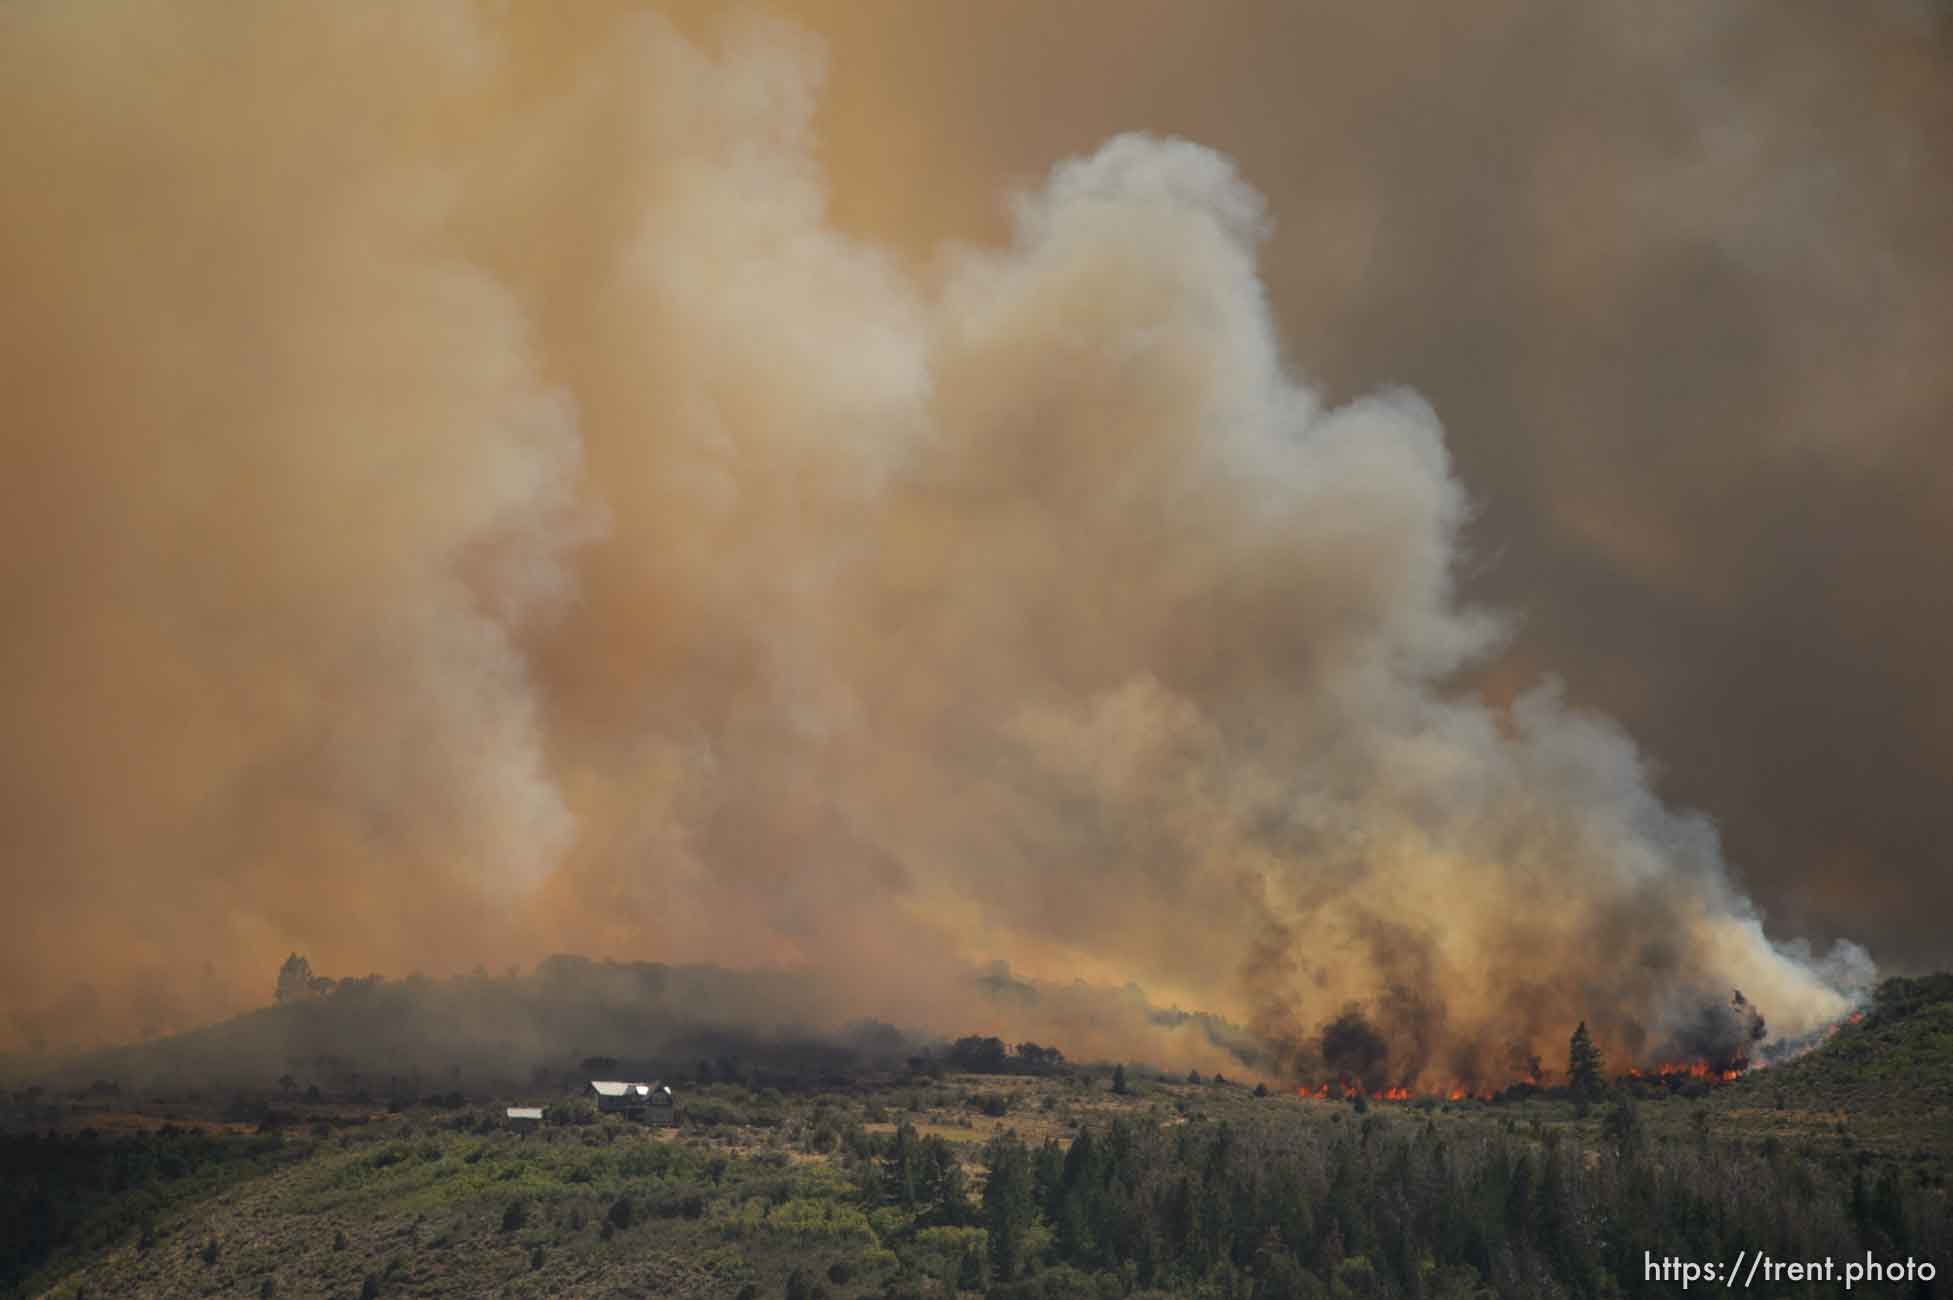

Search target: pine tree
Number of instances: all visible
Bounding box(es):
[1567,1021,1605,1103]
[275,953,313,1004]
[922,1135,970,1225]
[1033,1137,1066,1217]
[885,1119,920,1208]
[982,1133,1035,1280]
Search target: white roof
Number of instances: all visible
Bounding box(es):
[589,1080,670,1098]
[589,1080,640,1096]
[506,1107,544,1120]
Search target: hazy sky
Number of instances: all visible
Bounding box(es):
[2,1,1944,1073]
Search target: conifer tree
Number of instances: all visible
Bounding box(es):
[1567,1021,1605,1103]
[982,1133,1035,1280]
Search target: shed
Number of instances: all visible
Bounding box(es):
[506,1106,543,1132]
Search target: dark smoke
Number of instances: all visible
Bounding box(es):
[1665,989,1771,1070]
[1318,1010,1393,1093]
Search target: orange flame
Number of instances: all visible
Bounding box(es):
[1627,1061,1744,1084]
[1295,1081,1492,1102]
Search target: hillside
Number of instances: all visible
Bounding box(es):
[9,976,1951,1298]
[11,1052,1952,1300]
[1724,974,1953,1114]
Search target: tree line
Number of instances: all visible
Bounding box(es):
[843,1104,1945,1299]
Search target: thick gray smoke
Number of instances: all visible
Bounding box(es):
[0,2,1881,1085]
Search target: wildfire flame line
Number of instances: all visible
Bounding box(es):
[1292,1058,1756,1101]
[1283,1005,1881,1101]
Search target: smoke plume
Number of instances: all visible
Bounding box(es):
[0,2,1898,1086]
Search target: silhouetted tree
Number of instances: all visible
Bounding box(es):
[1013,1042,1066,1074]
[1568,1021,1605,1108]
[948,1035,1009,1073]
[275,953,334,1003]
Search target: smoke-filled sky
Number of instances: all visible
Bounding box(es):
[3,2,1945,1081]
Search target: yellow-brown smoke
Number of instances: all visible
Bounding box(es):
[0,2,1885,1080]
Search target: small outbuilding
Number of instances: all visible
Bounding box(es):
[506,1106,544,1133]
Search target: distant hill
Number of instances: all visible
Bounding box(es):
[8,956,1271,1100]
[16,957,928,1096]
[1724,973,1953,1114]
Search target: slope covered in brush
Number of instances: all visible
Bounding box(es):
[1734,974,1953,1113]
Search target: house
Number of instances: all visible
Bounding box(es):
[587,1080,676,1125]
[506,1106,543,1133]
[588,1080,649,1113]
